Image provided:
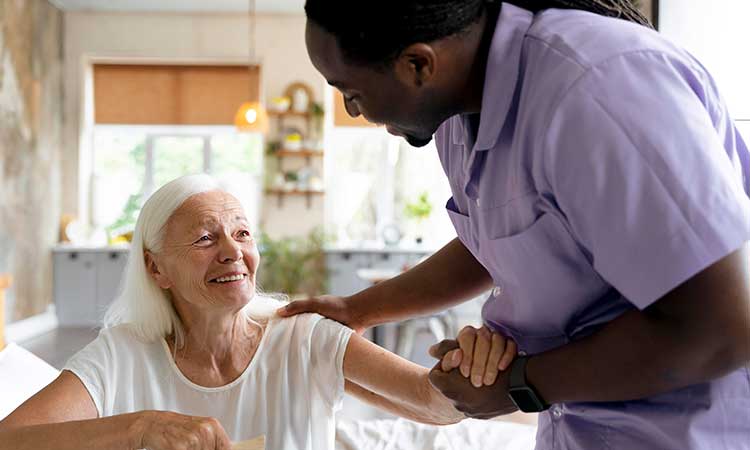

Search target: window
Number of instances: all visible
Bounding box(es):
[92,126,263,237]
[737,120,750,145]
[325,127,455,248]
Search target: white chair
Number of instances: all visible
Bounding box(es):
[0,343,60,420]
[394,312,457,360]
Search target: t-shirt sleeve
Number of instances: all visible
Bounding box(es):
[308,315,353,412]
[62,330,115,417]
[544,51,750,310]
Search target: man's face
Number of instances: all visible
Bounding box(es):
[305,20,444,147]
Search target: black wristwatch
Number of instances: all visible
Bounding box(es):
[507,355,550,412]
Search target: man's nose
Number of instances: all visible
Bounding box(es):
[344,97,361,118]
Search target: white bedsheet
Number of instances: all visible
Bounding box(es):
[336,417,537,450]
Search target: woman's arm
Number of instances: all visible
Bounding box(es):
[0,370,232,450]
[0,370,141,450]
[343,333,464,425]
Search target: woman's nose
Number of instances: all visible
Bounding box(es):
[218,238,243,263]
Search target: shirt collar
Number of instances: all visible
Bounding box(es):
[471,3,534,152]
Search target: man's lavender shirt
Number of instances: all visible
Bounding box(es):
[435,4,750,450]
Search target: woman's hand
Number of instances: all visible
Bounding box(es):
[429,326,517,387]
[136,411,232,450]
[276,295,367,334]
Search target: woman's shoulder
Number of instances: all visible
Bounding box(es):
[87,324,163,358]
[263,312,351,349]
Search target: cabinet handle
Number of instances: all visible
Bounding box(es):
[70,252,78,260]
[109,252,119,260]
[380,253,390,260]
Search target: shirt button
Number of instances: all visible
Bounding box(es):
[492,286,503,297]
[552,406,563,419]
[518,350,527,357]
[475,197,481,207]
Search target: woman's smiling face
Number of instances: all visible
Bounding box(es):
[147,190,260,313]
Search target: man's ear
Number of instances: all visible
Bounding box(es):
[144,251,171,289]
[394,43,437,88]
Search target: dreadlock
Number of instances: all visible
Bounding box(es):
[305,0,652,66]
[508,0,650,26]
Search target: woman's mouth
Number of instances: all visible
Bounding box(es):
[209,274,248,284]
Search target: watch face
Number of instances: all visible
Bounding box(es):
[509,387,546,413]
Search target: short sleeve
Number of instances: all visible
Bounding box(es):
[63,330,115,417]
[308,315,353,412]
[544,51,750,309]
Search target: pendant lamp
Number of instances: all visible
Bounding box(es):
[234,0,268,133]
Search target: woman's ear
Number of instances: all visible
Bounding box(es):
[144,251,172,289]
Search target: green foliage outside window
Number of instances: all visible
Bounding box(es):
[404,191,433,221]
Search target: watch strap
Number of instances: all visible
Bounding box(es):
[509,355,530,389]
[508,355,550,411]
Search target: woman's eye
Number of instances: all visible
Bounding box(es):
[238,230,252,238]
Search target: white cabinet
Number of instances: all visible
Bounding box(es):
[326,250,427,296]
[660,0,750,119]
[53,248,128,327]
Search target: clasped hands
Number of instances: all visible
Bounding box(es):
[428,325,520,419]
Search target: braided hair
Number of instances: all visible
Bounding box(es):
[305,0,652,66]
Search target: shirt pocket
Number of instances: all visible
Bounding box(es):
[445,196,478,255]
[478,212,608,348]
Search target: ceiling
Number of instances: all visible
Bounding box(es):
[49,0,305,14]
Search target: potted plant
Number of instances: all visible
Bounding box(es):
[309,102,325,147]
[257,227,331,298]
[283,171,299,191]
[404,191,433,244]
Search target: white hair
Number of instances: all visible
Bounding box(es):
[103,174,287,345]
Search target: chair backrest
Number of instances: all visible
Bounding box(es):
[0,343,60,420]
[0,275,11,351]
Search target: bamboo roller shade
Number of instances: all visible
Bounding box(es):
[333,90,377,127]
[93,64,260,125]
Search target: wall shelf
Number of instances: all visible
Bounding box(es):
[265,189,324,209]
[274,149,324,157]
[267,110,310,118]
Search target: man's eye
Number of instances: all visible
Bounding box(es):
[196,235,211,243]
[239,230,252,238]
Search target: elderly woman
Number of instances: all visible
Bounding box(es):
[0,174,518,450]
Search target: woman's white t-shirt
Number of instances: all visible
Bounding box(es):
[64,313,353,450]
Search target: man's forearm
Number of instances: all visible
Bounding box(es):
[526,309,710,404]
[350,238,494,328]
[527,246,750,405]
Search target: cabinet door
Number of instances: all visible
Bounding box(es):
[95,252,128,322]
[326,253,371,296]
[369,252,409,271]
[54,252,97,327]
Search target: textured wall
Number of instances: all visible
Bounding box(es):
[0,0,63,320]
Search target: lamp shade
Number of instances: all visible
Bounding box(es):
[234,101,269,133]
